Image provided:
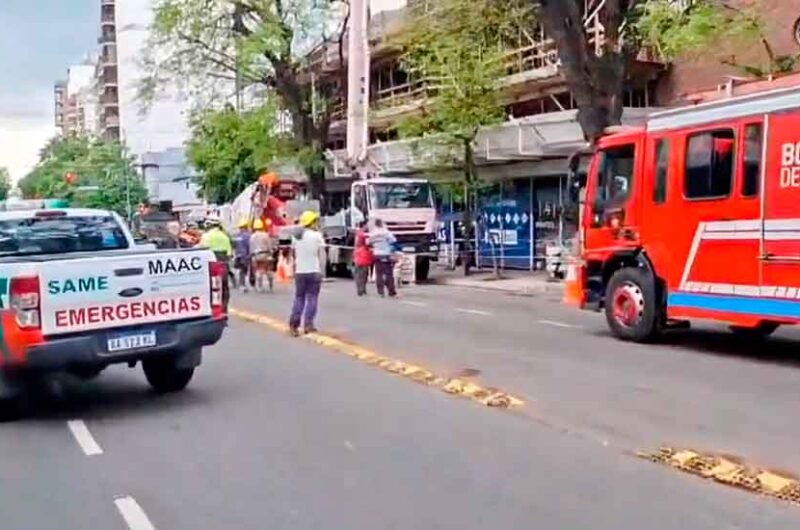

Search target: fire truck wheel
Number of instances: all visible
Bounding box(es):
[605,267,660,342]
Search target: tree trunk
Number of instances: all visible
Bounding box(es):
[274,65,328,204]
[536,0,627,143]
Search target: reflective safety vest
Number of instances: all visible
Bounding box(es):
[200,228,232,256]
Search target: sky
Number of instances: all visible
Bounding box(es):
[0,1,100,182]
[0,0,406,184]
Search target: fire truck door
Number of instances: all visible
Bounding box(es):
[760,111,800,294]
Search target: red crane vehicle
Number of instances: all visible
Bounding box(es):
[571,80,800,342]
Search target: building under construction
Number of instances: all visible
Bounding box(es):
[306,0,800,270]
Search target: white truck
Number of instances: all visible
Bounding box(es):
[326,177,439,280]
[0,207,227,409]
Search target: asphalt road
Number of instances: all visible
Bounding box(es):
[2,279,800,529]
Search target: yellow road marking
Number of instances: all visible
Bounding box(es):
[638,446,800,505]
[230,307,525,410]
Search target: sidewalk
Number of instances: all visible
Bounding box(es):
[427,267,564,296]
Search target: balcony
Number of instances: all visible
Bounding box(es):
[100,46,117,66]
[98,30,116,44]
[101,0,115,6]
[101,12,116,27]
[104,115,120,128]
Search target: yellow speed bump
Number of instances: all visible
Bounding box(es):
[230,307,524,410]
[639,446,800,505]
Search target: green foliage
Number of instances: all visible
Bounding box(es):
[0,167,11,201]
[399,0,534,143]
[141,0,347,195]
[398,0,536,186]
[18,136,147,217]
[186,101,291,204]
[140,0,344,108]
[633,0,762,62]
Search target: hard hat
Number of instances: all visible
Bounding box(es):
[238,218,250,228]
[253,219,265,230]
[299,210,320,227]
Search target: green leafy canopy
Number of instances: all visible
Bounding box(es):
[186,100,292,204]
[18,136,147,217]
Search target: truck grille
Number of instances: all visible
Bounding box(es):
[386,221,427,233]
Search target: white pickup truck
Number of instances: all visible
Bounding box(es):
[0,207,227,404]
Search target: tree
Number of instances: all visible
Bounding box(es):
[187,101,291,204]
[0,167,11,201]
[19,136,147,218]
[534,0,761,143]
[140,0,349,198]
[400,0,536,274]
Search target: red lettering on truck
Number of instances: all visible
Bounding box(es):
[53,296,203,328]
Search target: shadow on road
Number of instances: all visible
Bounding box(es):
[588,326,800,368]
[4,372,213,423]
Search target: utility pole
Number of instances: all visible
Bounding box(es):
[346,0,370,180]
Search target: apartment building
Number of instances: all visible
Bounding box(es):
[53,61,99,137]
[97,0,121,141]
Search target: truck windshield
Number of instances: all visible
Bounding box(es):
[0,215,129,257]
[370,183,433,209]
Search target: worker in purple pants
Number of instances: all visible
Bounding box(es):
[288,211,326,336]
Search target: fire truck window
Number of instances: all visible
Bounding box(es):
[742,124,762,197]
[685,130,734,199]
[598,144,635,205]
[653,139,669,204]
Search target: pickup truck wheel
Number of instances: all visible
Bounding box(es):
[605,267,661,343]
[143,358,194,393]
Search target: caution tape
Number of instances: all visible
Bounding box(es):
[229,307,524,410]
[638,446,800,504]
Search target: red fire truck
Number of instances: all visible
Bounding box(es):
[573,81,800,342]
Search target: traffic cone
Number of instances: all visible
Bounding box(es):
[277,256,291,283]
[562,257,584,307]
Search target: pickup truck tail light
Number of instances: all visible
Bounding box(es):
[10,276,41,329]
[209,261,226,316]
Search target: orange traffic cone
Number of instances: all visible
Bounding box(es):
[276,256,292,283]
[562,257,584,307]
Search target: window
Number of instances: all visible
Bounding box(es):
[597,144,635,205]
[370,182,434,209]
[684,129,735,199]
[742,123,763,197]
[653,139,669,204]
[0,215,128,257]
[353,185,368,216]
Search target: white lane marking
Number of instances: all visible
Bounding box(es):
[115,496,156,530]
[456,308,492,316]
[66,419,103,456]
[537,319,582,329]
[400,300,427,307]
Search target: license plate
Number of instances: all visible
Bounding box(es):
[107,331,156,352]
[402,246,416,253]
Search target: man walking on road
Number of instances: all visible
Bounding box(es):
[353,220,373,296]
[289,211,326,336]
[369,218,397,297]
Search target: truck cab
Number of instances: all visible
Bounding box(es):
[350,177,438,280]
